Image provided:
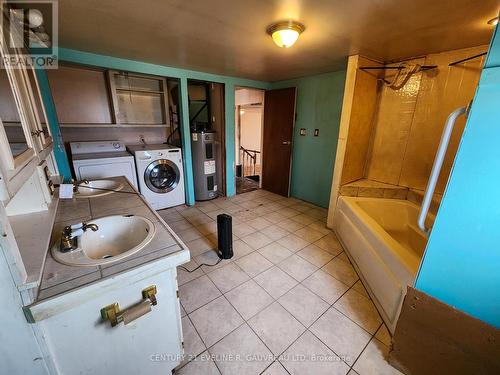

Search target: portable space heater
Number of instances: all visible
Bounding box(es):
[217,214,233,259]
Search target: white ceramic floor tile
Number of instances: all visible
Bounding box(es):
[225,280,274,320]
[207,263,250,293]
[352,280,370,298]
[170,219,194,232]
[258,242,293,264]
[181,316,206,365]
[262,361,289,375]
[179,227,204,242]
[209,324,273,375]
[281,331,350,375]
[310,307,371,366]
[314,233,344,255]
[189,296,244,347]
[235,252,273,277]
[302,269,350,304]
[177,259,205,286]
[336,251,350,263]
[186,237,217,257]
[259,224,290,241]
[291,213,317,226]
[232,240,254,259]
[278,284,329,327]
[322,258,359,286]
[334,289,382,334]
[254,266,299,299]
[196,221,218,236]
[277,234,310,252]
[278,254,318,282]
[246,217,273,231]
[353,338,403,375]
[375,324,392,347]
[176,351,221,375]
[276,218,306,232]
[248,302,305,355]
[194,250,232,273]
[180,303,187,317]
[307,221,332,235]
[297,244,334,267]
[295,227,326,243]
[263,211,288,224]
[233,223,257,238]
[241,231,274,250]
[180,275,222,313]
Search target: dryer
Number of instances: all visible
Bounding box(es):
[70,141,138,189]
[127,144,185,209]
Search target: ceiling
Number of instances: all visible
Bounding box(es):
[58,0,499,81]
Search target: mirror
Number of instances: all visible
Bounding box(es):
[0,68,29,157]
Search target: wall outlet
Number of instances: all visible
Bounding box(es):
[300,128,307,136]
[314,129,320,136]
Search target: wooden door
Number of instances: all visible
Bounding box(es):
[262,87,296,196]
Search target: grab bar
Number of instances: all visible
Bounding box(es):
[417,105,469,235]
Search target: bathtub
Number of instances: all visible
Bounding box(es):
[334,196,433,333]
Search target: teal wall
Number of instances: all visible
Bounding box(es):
[271,71,346,207]
[35,68,72,181]
[54,48,271,204]
[415,25,500,328]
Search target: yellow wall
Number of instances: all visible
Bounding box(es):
[365,45,487,193]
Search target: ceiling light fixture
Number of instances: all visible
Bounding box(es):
[266,20,305,48]
[487,17,498,26]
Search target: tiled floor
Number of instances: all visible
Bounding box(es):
[158,189,401,375]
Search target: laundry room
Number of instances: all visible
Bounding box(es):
[2,2,500,375]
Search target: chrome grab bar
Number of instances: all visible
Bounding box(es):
[417,106,468,235]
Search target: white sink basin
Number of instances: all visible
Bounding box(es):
[74,180,124,198]
[52,215,156,267]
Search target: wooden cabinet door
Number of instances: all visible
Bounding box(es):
[262,87,296,196]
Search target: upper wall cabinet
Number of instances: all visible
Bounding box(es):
[46,65,113,124]
[46,64,170,127]
[108,70,170,127]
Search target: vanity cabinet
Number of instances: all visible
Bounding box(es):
[31,265,184,375]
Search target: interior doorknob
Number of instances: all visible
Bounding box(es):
[282,141,291,145]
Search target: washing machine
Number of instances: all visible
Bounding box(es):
[127,144,185,209]
[70,141,138,189]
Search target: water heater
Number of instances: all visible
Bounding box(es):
[191,130,217,200]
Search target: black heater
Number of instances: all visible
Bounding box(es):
[217,214,233,259]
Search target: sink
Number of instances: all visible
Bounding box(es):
[52,215,156,266]
[74,180,124,198]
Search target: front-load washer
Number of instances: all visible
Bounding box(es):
[127,144,185,209]
[70,141,138,189]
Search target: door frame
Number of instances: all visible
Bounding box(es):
[234,86,265,193]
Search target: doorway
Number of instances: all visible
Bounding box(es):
[234,87,265,194]
[234,86,297,196]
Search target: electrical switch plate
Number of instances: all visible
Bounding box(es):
[300,128,306,136]
[314,129,320,136]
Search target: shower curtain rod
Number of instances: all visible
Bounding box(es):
[359,65,437,71]
[448,52,487,66]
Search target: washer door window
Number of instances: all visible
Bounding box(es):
[144,159,180,193]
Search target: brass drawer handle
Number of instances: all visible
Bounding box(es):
[101,285,157,327]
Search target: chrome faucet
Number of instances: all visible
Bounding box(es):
[71,179,89,193]
[60,222,99,252]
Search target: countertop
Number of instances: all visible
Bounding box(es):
[36,176,189,302]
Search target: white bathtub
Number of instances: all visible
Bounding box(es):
[334,196,433,333]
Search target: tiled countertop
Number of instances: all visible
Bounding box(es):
[37,177,189,301]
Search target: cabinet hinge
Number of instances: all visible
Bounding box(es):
[176,290,179,298]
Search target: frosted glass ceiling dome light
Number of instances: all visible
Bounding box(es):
[28,9,44,28]
[488,17,499,26]
[267,21,305,48]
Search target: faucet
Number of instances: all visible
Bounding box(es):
[60,222,99,253]
[71,179,89,193]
